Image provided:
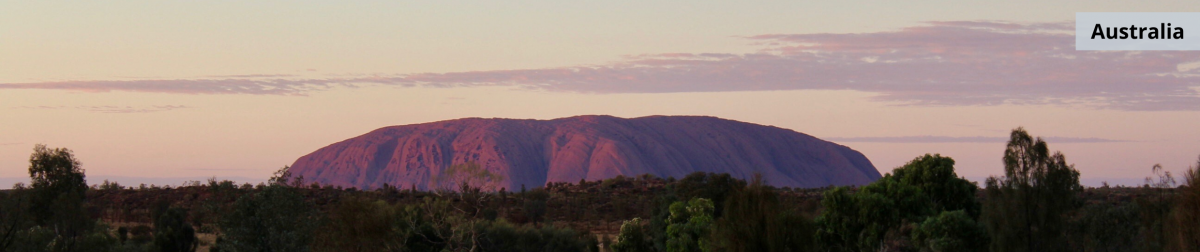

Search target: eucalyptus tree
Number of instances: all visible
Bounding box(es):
[982,128,1082,252]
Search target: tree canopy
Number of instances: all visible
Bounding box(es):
[982,127,1082,252]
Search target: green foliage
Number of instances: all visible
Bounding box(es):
[477,221,593,252]
[268,165,308,188]
[861,174,936,223]
[99,180,124,191]
[817,153,984,251]
[398,196,491,251]
[128,225,154,245]
[611,218,653,252]
[20,144,99,251]
[1069,203,1139,252]
[0,186,31,251]
[154,207,198,252]
[312,197,401,252]
[334,196,594,252]
[600,176,633,189]
[816,177,931,251]
[982,127,1082,252]
[665,198,713,252]
[710,176,815,252]
[911,210,988,252]
[672,172,746,217]
[391,197,449,251]
[215,185,320,252]
[5,223,120,252]
[524,188,549,224]
[651,172,746,252]
[816,186,905,252]
[28,144,90,227]
[891,154,980,217]
[648,194,678,252]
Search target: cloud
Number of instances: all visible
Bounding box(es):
[0,78,371,95]
[825,135,1127,143]
[2,21,1199,110]
[12,105,192,113]
[84,105,191,113]
[204,74,298,78]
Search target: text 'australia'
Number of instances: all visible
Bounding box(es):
[1092,23,1184,39]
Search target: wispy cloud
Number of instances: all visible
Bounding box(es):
[12,105,192,113]
[203,74,298,78]
[0,78,378,95]
[2,21,1198,110]
[826,135,1128,143]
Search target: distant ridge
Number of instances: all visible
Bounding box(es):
[287,115,881,190]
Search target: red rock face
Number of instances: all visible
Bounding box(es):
[287,115,881,190]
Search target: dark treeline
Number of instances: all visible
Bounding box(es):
[2,127,1200,252]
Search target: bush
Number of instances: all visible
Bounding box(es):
[154,207,198,252]
[890,154,980,217]
[611,218,653,252]
[911,210,988,252]
[816,178,930,251]
[215,185,319,252]
[524,189,549,224]
[816,154,982,251]
[478,221,592,252]
[665,198,713,252]
[711,176,815,252]
[1070,203,1138,252]
[672,172,745,217]
[312,197,400,251]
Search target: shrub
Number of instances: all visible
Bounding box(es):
[911,210,988,252]
[611,218,653,252]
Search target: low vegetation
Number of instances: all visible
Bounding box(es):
[2,128,1199,251]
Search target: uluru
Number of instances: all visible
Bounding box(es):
[287,115,881,190]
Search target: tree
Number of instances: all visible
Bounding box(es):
[672,172,746,217]
[982,127,1082,252]
[611,218,653,252]
[269,165,302,187]
[476,221,593,252]
[648,194,679,252]
[711,176,815,252]
[434,162,507,220]
[816,154,982,251]
[154,207,198,252]
[1169,155,1200,252]
[816,180,928,252]
[1070,203,1139,252]
[665,198,713,252]
[911,210,988,252]
[891,154,980,217]
[312,197,401,252]
[215,184,320,252]
[28,144,88,223]
[26,144,95,251]
[1139,163,1176,252]
[0,184,31,251]
[524,188,549,224]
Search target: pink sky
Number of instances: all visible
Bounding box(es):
[2,1,1199,187]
